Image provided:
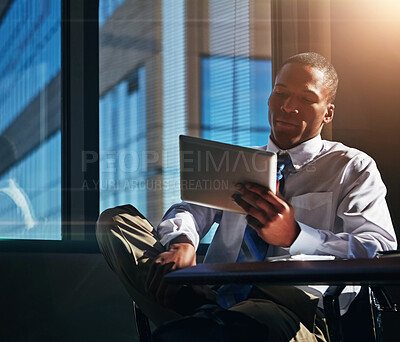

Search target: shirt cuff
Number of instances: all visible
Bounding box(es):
[289,221,324,255]
[159,232,193,249]
[157,217,200,249]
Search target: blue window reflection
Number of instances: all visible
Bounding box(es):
[200,56,272,244]
[0,0,62,240]
[201,56,272,147]
[99,67,147,215]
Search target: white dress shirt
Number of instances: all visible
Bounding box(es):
[156,135,397,313]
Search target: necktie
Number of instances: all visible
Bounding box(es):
[277,152,292,195]
[238,152,292,263]
[217,152,292,308]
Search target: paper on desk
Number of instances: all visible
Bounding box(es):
[267,254,335,262]
[291,254,335,261]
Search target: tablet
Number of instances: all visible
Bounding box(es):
[179,135,277,214]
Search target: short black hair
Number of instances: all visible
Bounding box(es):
[281,52,339,103]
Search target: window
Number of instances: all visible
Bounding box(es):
[200,56,272,244]
[99,67,146,214]
[201,56,272,147]
[99,0,272,228]
[0,0,61,240]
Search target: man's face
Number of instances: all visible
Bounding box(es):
[268,63,334,150]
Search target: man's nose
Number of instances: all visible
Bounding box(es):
[280,96,299,114]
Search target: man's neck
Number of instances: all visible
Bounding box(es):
[267,135,324,170]
[270,135,320,151]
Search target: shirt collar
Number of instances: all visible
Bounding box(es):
[266,135,324,170]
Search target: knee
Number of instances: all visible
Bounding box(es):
[96,207,117,232]
[95,204,137,241]
[96,208,118,245]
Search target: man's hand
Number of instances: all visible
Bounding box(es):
[233,182,300,247]
[146,235,196,308]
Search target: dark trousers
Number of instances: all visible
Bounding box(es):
[96,204,329,342]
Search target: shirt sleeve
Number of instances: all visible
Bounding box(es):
[156,202,221,250]
[289,155,397,259]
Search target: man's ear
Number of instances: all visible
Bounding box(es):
[323,104,335,124]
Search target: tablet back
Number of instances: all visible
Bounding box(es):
[179,135,276,214]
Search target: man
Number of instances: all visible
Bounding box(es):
[96,52,397,341]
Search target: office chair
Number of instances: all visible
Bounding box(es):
[323,284,397,342]
[324,250,399,342]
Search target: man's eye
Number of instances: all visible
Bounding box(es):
[275,91,288,97]
[303,98,316,104]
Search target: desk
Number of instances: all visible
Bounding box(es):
[165,257,400,286]
[165,257,400,342]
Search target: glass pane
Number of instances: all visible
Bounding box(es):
[0,0,62,240]
[201,57,272,147]
[99,67,147,214]
[99,0,271,226]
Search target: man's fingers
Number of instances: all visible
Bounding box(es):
[245,182,287,210]
[234,188,274,219]
[243,182,269,196]
[236,183,278,211]
[245,181,285,200]
[234,190,272,225]
[246,215,263,231]
[232,193,252,212]
[235,184,264,204]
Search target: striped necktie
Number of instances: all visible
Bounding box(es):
[277,152,292,195]
[217,152,292,308]
[238,152,292,263]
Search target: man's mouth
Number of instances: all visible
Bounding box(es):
[275,120,298,127]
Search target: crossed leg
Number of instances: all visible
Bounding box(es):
[96,204,328,341]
